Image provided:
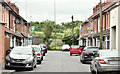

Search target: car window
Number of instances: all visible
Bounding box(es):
[63,45,69,47]
[71,46,79,48]
[86,48,99,52]
[99,50,120,58]
[11,47,32,55]
[33,47,40,52]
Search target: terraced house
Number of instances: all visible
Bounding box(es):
[78,0,120,50]
[0,0,30,63]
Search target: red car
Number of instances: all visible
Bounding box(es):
[70,45,82,56]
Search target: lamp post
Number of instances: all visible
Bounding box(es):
[100,0,103,49]
[71,15,74,45]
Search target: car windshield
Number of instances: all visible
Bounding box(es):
[71,46,79,48]
[86,47,99,52]
[11,47,32,55]
[99,50,120,58]
[33,47,40,52]
[63,45,69,47]
[40,44,45,47]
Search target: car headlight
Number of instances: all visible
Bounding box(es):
[25,57,33,62]
[6,55,11,61]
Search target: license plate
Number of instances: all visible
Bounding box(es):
[109,61,120,64]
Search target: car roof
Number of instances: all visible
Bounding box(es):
[63,44,69,45]
[86,46,99,48]
[28,45,40,47]
[13,46,32,49]
[71,45,80,46]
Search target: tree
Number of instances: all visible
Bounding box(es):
[43,20,54,42]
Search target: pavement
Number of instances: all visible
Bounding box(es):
[0,63,15,74]
[16,51,90,72]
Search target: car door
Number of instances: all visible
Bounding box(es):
[32,49,37,66]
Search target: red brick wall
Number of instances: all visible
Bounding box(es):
[0,24,5,63]
[4,37,10,56]
[80,22,91,36]
[93,18,98,32]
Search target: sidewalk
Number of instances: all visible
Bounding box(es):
[0,63,15,74]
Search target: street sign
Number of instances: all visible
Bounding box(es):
[87,27,92,32]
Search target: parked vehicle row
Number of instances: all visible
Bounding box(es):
[63,44,120,73]
[5,44,47,70]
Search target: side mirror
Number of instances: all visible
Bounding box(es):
[6,50,11,56]
[33,53,35,56]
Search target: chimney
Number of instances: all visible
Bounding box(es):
[11,3,19,14]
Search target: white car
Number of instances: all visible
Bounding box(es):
[62,44,70,51]
[29,45,43,64]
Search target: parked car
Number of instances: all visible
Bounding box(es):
[80,46,99,63]
[29,45,43,64]
[90,50,120,74]
[40,44,47,53]
[5,46,37,70]
[62,44,70,51]
[70,45,82,56]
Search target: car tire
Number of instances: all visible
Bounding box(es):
[81,60,85,64]
[90,65,95,74]
[5,65,9,69]
[34,64,37,68]
[41,57,43,61]
[39,60,41,64]
[70,53,72,56]
[96,69,104,74]
[31,63,35,70]
[45,50,47,53]
[43,53,45,56]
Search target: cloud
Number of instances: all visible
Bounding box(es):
[11,0,104,24]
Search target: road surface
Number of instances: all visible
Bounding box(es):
[16,51,90,72]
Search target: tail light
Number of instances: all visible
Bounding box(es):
[43,50,45,51]
[98,59,106,64]
[84,52,89,55]
[37,53,40,56]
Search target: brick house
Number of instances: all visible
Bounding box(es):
[0,0,30,63]
[78,0,120,50]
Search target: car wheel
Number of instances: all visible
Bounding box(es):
[96,69,104,74]
[46,50,47,53]
[41,57,43,61]
[5,65,9,69]
[81,60,85,64]
[34,64,37,68]
[70,53,72,56]
[39,60,41,64]
[43,53,45,56]
[90,65,95,74]
[31,63,35,70]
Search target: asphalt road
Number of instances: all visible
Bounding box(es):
[16,51,90,72]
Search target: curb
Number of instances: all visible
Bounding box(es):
[1,70,15,74]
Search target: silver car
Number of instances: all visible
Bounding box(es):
[5,46,37,70]
[29,45,43,64]
[90,50,120,74]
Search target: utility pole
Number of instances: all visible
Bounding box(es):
[26,0,27,20]
[100,0,103,49]
[71,15,74,45]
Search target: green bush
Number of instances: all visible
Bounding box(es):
[49,40,63,50]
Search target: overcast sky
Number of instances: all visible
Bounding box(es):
[10,0,106,24]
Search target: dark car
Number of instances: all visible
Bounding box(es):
[80,46,99,64]
[29,45,43,64]
[5,46,37,70]
[40,44,47,53]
